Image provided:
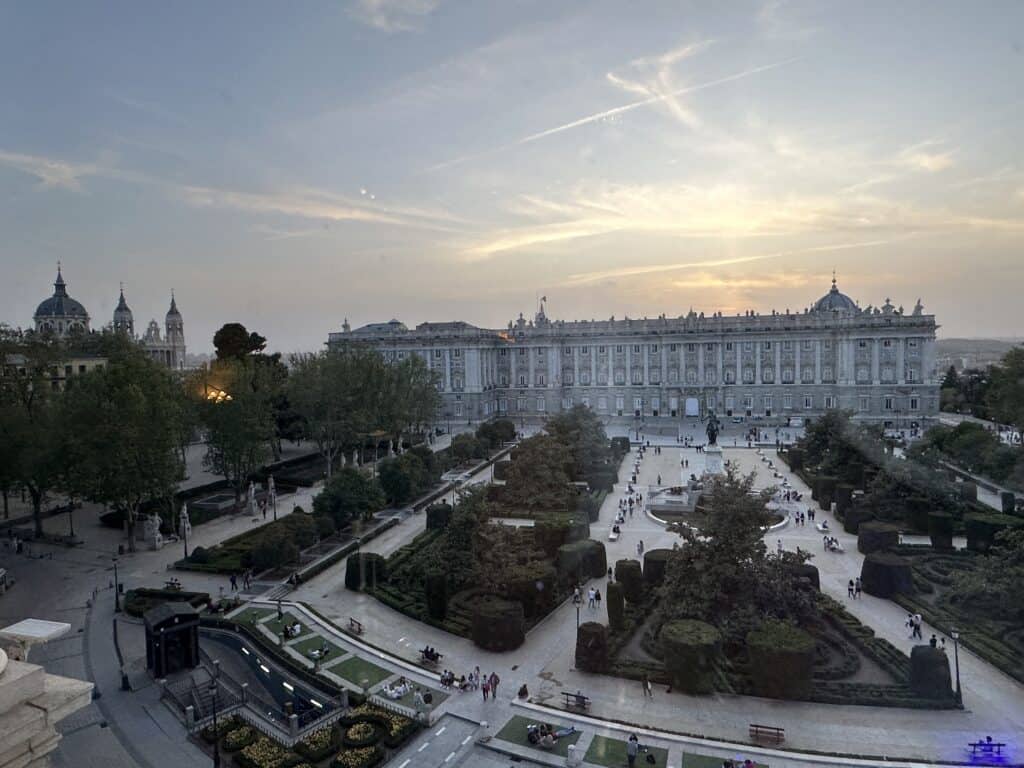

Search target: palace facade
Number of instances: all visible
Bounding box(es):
[328,280,939,428]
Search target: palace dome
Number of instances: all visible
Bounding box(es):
[812,278,858,313]
[34,268,89,320]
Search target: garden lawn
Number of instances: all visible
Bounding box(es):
[288,634,346,661]
[585,735,669,767]
[683,754,767,768]
[495,715,581,758]
[232,606,275,626]
[331,655,393,688]
[396,685,447,711]
[263,613,312,638]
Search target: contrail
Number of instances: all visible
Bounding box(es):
[423,58,799,173]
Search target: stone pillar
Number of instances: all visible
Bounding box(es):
[872,339,880,385]
[240,683,248,703]
[697,344,704,383]
[755,342,761,385]
[288,713,299,738]
[897,339,906,384]
[814,340,822,384]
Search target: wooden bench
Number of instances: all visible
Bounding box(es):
[749,724,784,744]
[562,691,591,710]
[969,740,1006,756]
[347,617,364,635]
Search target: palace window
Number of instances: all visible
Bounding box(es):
[434,349,442,358]
[616,345,624,353]
[537,347,545,357]
[669,368,679,383]
[783,394,793,409]
[633,345,641,353]
[743,367,755,383]
[884,396,894,411]
[907,368,917,382]
[669,344,677,352]
[803,395,814,409]
[598,396,608,411]
[764,394,773,411]
[687,343,696,352]
[822,366,833,381]
[724,370,735,384]
[726,342,733,351]
[650,368,661,384]
[598,371,608,385]
[563,372,574,385]
[453,349,461,357]
[743,395,753,410]
[517,397,526,411]
[500,374,508,386]
[686,369,697,384]
[518,374,526,386]
[783,340,793,351]
[631,368,643,384]
[883,339,892,348]
[803,340,813,351]
[499,348,507,356]
[744,341,753,351]
[705,369,717,385]
[824,395,836,409]
[764,341,772,350]
[802,367,814,383]
[910,396,920,411]
[564,347,572,354]
[536,373,546,386]
[518,348,525,356]
[857,367,869,383]
[882,366,894,383]
[858,339,868,348]
[706,343,714,351]
[782,368,794,383]
[859,396,870,411]
[580,371,591,385]
[615,370,626,384]
[615,396,624,411]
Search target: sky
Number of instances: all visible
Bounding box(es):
[1,0,1023,353]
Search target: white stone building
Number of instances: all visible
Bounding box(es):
[328,279,939,429]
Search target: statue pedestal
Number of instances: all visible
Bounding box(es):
[705,444,725,476]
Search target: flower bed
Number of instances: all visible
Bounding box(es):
[342,722,381,748]
[295,726,338,762]
[236,735,303,768]
[200,715,242,744]
[223,725,258,752]
[342,704,417,749]
[332,746,384,768]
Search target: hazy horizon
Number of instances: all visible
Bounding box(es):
[2,1,1023,353]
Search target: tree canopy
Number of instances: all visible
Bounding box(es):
[213,322,267,360]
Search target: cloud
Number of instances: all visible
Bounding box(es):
[348,0,440,32]
[897,140,955,172]
[0,150,100,190]
[424,57,798,172]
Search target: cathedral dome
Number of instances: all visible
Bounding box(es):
[34,268,90,335]
[812,277,858,313]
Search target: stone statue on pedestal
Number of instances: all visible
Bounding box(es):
[706,410,720,446]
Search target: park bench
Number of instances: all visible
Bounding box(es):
[419,649,442,666]
[749,723,784,744]
[562,691,591,710]
[969,740,1006,756]
[347,617,364,636]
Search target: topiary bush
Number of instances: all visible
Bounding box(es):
[861,552,914,598]
[424,570,447,620]
[959,482,978,502]
[786,447,804,471]
[788,562,820,591]
[659,619,721,694]
[606,581,625,631]
[843,505,875,535]
[642,549,672,588]
[965,513,1022,553]
[909,645,952,700]
[575,621,609,672]
[345,553,387,591]
[928,512,954,550]
[504,561,557,619]
[1001,491,1017,515]
[614,559,644,604]
[816,476,838,511]
[556,540,608,584]
[425,502,452,531]
[857,521,900,554]
[834,484,854,517]
[746,620,815,699]
[566,515,591,544]
[904,497,931,533]
[534,516,572,558]
[470,595,525,651]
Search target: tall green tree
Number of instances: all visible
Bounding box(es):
[213,322,267,360]
[499,434,575,514]
[379,354,441,446]
[197,359,275,506]
[987,347,1024,434]
[62,340,184,551]
[0,327,66,535]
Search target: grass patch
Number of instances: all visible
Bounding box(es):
[232,606,275,626]
[331,655,393,688]
[683,754,768,768]
[585,735,669,767]
[263,613,311,639]
[395,685,447,711]
[495,715,581,758]
[288,634,346,661]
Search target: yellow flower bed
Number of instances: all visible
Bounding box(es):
[239,735,297,768]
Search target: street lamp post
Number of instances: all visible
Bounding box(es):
[950,627,963,707]
[113,556,121,613]
[209,681,222,767]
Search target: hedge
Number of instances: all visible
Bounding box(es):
[816,476,838,511]
[909,645,953,700]
[861,553,914,598]
[424,570,447,620]
[122,588,209,618]
[746,620,815,699]
[642,549,672,588]
[964,513,1022,553]
[556,540,607,584]
[425,502,452,530]
[857,521,900,554]
[659,619,721,694]
[614,559,644,604]
[534,516,572,558]
[927,512,954,550]
[470,595,525,651]
[843,505,875,535]
[606,581,625,631]
[575,621,609,673]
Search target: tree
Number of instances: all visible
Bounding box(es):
[0,327,66,536]
[451,433,486,462]
[62,340,184,551]
[213,322,267,361]
[941,365,960,390]
[378,354,441,447]
[659,468,816,645]
[477,419,516,449]
[545,405,612,483]
[197,359,275,507]
[288,348,383,479]
[311,467,384,527]
[499,435,575,514]
[987,347,1024,434]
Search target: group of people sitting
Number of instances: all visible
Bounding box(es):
[526,722,576,750]
[307,640,332,661]
[282,621,302,639]
[439,669,471,691]
[420,646,442,662]
[823,535,844,552]
[381,676,412,700]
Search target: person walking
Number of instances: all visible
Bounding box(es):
[229,573,238,591]
[481,677,490,700]
[594,588,602,610]
[489,671,500,698]
[637,540,644,557]
[642,674,653,698]
[588,588,596,609]
[855,577,862,598]
[848,579,855,598]
[777,539,784,555]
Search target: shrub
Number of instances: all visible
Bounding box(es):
[578,492,603,523]
[746,620,815,699]
[252,532,299,571]
[123,588,209,618]
[315,514,336,539]
[614,559,643,604]
[342,722,382,748]
[861,553,914,598]
[452,433,487,462]
[834,484,854,516]
[504,561,557,619]
[928,512,954,550]
[788,562,820,591]
[843,505,875,535]
[425,502,452,530]
[189,546,211,564]
[477,419,516,449]
[534,516,572,558]
[556,540,607,584]
[424,570,448,620]
[785,447,804,471]
[909,646,952,700]
[642,549,672,588]
[964,513,1022,553]
[222,725,257,752]
[470,595,525,651]
[659,619,721,694]
[313,468,385,527]
[345,553,388,591]
[575,622,609,672]
[606,581,625,631]
[857,521,900,554]
[610,436,631,457]
[286,512,319,549]
[816,476,838,511]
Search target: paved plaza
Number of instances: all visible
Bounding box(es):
[2,423,1022,767]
